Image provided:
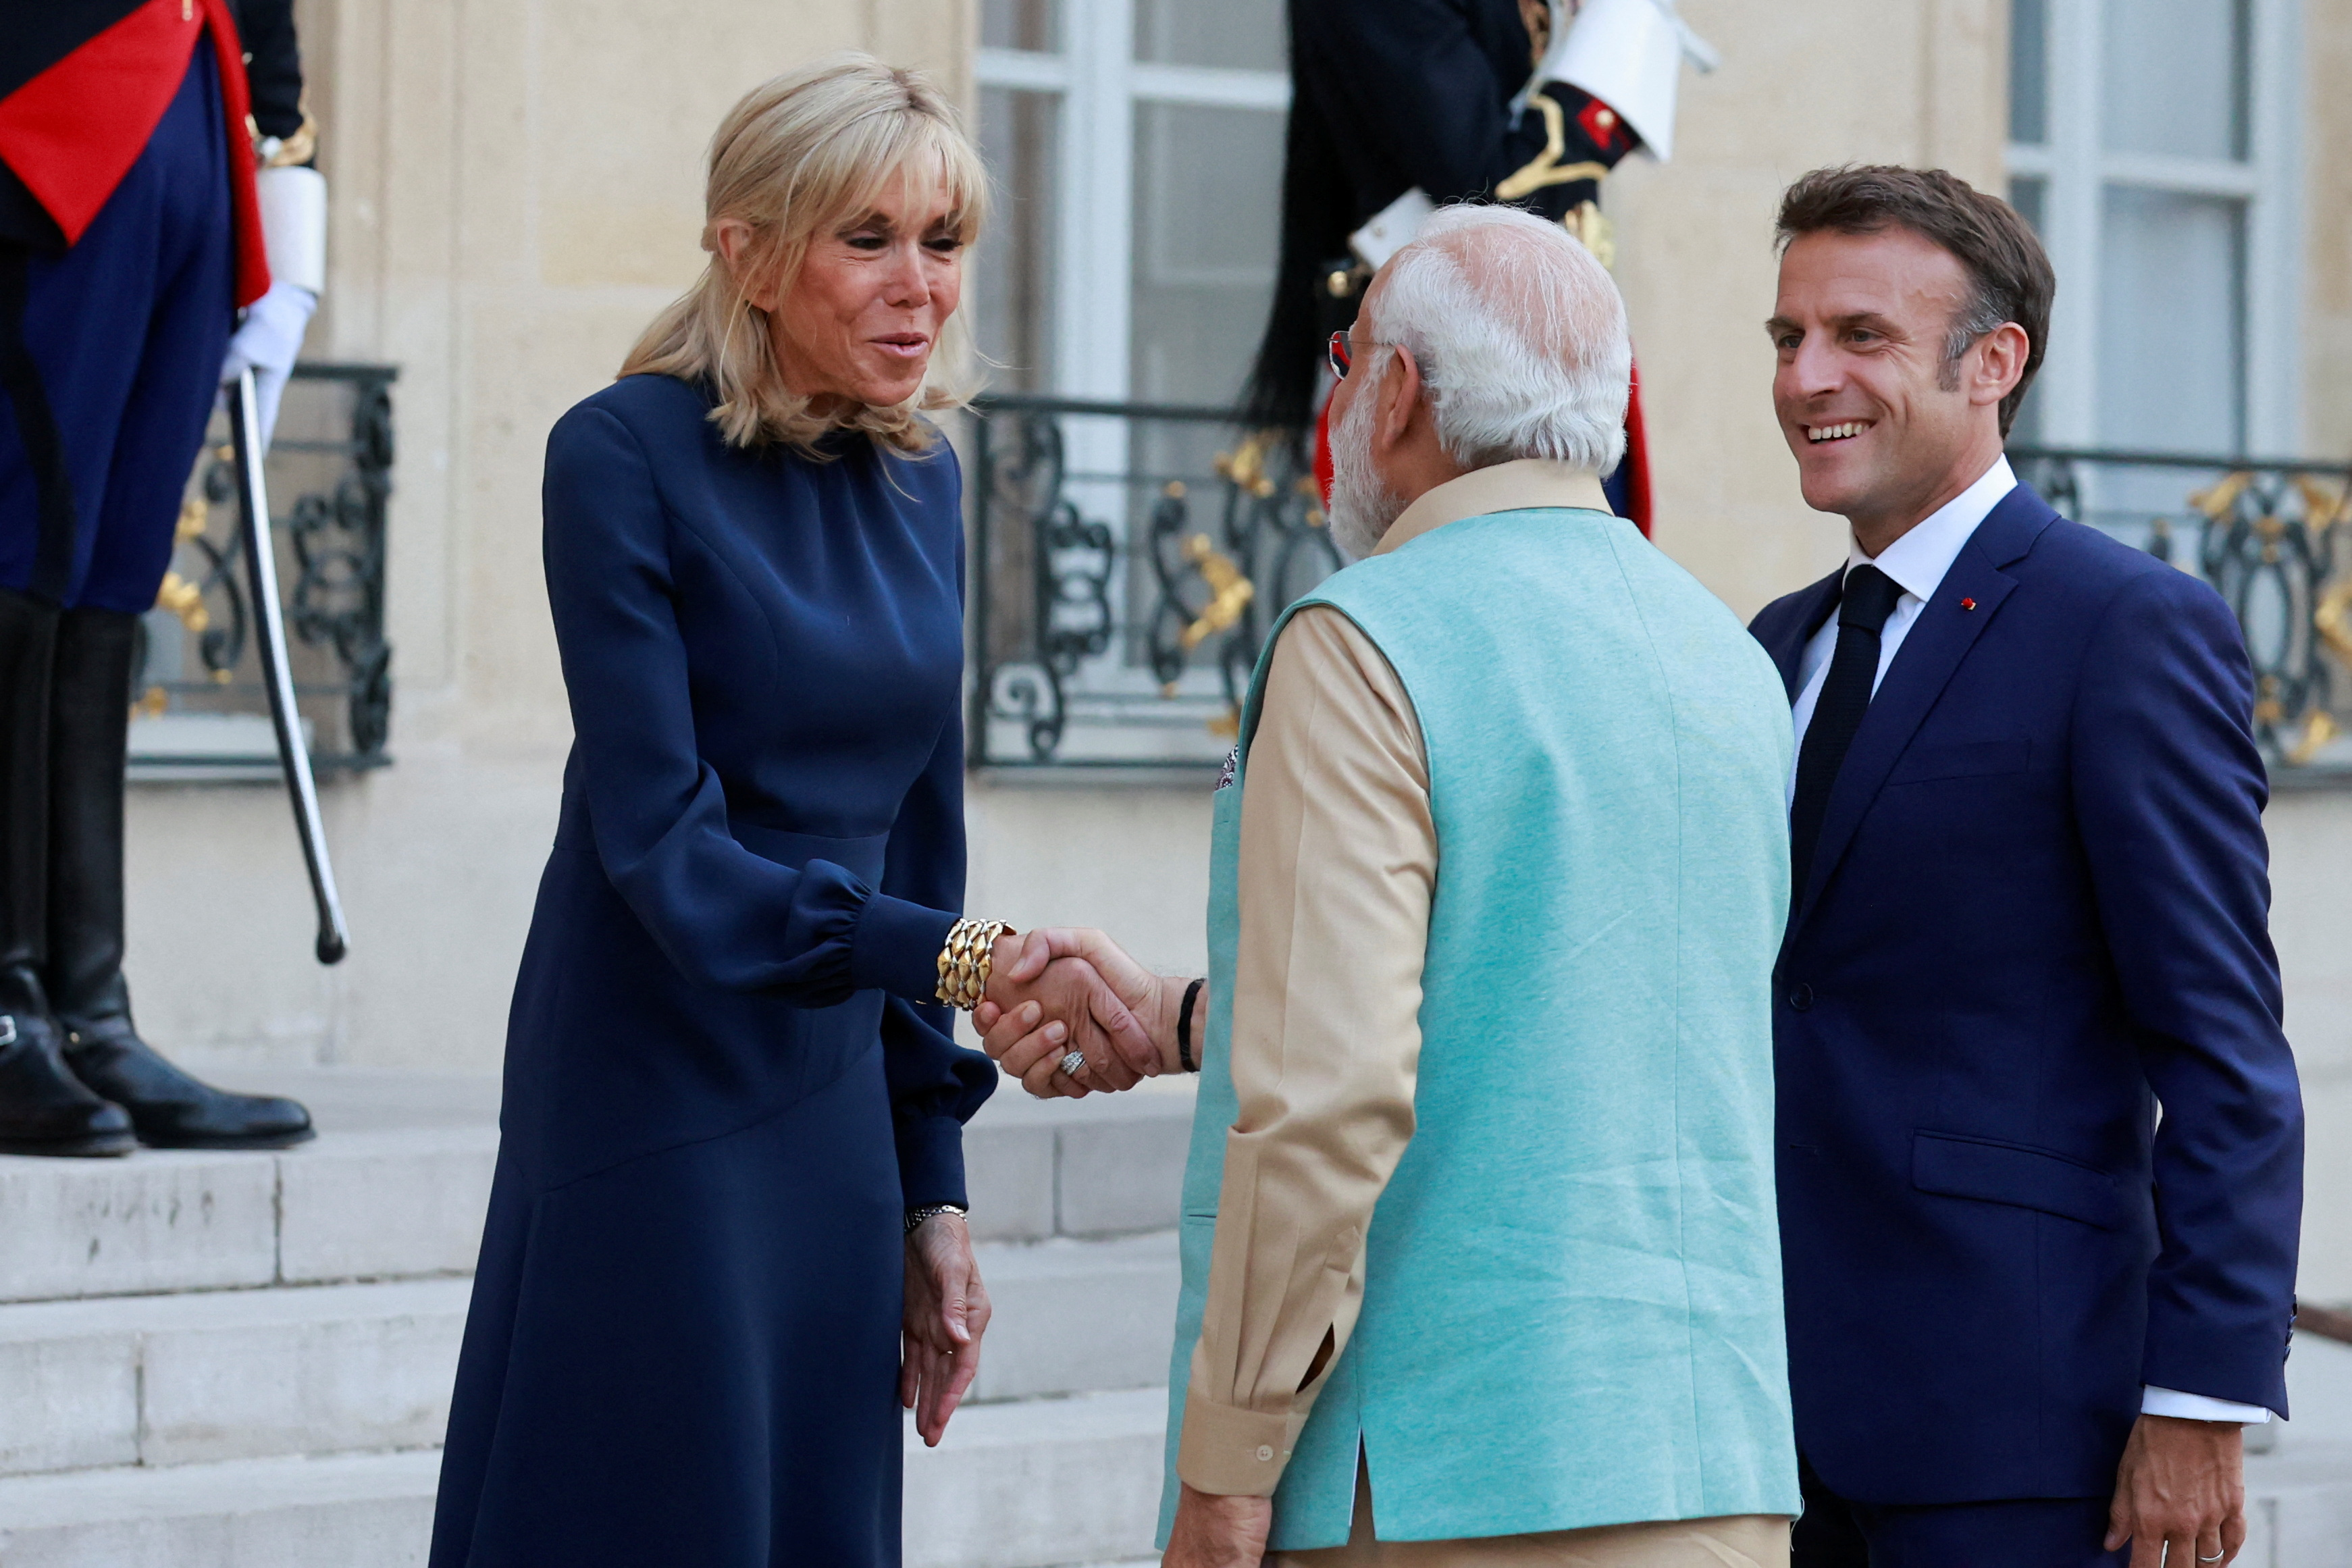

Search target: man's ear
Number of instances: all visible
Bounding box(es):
[1378,346,1426,450]
[1971,322,2031,410]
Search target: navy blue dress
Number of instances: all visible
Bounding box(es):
[428,374,995,1568]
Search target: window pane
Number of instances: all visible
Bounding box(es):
[2008,174,2046,234]
[1129,101,1285,406]
[981,0,1058,53]
[2101,0,2249,160]
[2006,177,2047,444]
[973,87,1060,393]
[2010,0,2048,144]
[2097,186,2244,453]
[1133,0,1285,71]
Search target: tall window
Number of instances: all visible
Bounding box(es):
[972,0,1289,406]
[2006,0,2303,456]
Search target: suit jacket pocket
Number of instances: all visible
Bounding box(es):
[1887,737,2032,783]
[1912,1130,2127,1230]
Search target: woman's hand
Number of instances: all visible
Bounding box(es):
[977,931,1166,1095]
[976,929,1198,1095]
[901,1211,990,1446]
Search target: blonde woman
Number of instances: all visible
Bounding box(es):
[427,55,1150,1567]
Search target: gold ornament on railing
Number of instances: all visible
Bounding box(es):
[2284,709,2338,768]
[2190,470,2350,766]
[1178,534,1255,653]
[153,570,209,633]
[1179,444,1274,739]
[1214,432,1281,500]
[2318,578,2352,664]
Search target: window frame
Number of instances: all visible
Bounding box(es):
[2006,0,2305,458]
[975,2,1290,401]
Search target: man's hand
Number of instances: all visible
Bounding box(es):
[983,955,1151,1095]
[901,1211,990,1446]
[978,929,1195,1096]
[978,931,1171,1096]
[1163,1483,1272,1568]
[2106,1413,2247,1567]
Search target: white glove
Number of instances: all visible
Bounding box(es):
[220,163,328,452]
[220,278,317,452]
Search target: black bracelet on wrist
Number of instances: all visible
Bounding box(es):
[1177,977,1206,1074]
[904,1202,968,1234]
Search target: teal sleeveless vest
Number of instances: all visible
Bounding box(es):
[1158,508,1801,1550]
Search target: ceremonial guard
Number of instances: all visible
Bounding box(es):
[0,0,321,1154]
[1247,0,1714,531]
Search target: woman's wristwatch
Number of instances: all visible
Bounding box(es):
[904,1202,968,1234]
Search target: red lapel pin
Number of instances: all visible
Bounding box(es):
[1960,597,1978,611]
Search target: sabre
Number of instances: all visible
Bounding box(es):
[227,367,350,964]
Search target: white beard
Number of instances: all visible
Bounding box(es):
[1325,369,1405,561]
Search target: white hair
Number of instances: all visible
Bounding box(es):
[1363,204,1631,475]
[1326,344,1403,558]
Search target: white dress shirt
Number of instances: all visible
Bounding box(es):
[1789,455,2019,772]
[1792,452,2274,1427]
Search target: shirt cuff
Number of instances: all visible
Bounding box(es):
[847,893,960,1003]
[1176,1386,1310,1498]
[2142,1385,2275,1424]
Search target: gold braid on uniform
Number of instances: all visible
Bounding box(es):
[1494,91,1611,202]
[248,107,319,169]
[935,918,1014,1010]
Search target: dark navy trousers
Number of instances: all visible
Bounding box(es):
[1794,1455,2127,1567]
[0,41,232,614]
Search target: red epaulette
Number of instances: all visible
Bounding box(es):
[0,0,268,306]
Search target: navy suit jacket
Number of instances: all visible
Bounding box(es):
[1748,481,2303,1505]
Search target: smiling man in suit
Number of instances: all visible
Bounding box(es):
[1748,165,2303,1568]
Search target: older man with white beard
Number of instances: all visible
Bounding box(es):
[981,205,1802,1567]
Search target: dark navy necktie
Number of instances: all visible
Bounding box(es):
[1789,565,1905,904]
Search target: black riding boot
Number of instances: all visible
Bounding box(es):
[47,606,313,1150]
[0,590,134,1155]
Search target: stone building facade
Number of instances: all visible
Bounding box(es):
[122,0,2352,1290]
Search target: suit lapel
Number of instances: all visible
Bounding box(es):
[1789,485,2059,928]
[1765,571,1843,701]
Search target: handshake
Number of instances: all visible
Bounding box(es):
[973,929,1204,1097]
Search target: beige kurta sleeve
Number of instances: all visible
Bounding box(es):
[1176,604,1435,1498]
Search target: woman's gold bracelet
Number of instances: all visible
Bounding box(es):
[935,917,1012,1011]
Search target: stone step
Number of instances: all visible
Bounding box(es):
[0,1070,1195,1305]
[4,1401,2347,1568]
[0,1128,496,1307]
[0,1448,443,1568]
[0,1234,1174,1478]
[2242,1442,2352,1567]
[0,1278,469,1478]
[0,1390,1167,1568]
[967,1232,1179,1405]
[961,1076,1197,1243]
[905,1388,1166,1568]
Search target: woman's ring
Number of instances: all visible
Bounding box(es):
[2200,1557,2224,1563]
[1059,1048,1089,1078]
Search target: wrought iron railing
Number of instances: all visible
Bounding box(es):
[2010,447,2351,777]
[967,395,1341,769]
[130,362,395,781]
[964,401,2351,779]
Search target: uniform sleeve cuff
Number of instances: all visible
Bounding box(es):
[2143,1385,2276,1424]
[1176,1387,1309,1498]
[849,893,959,1003]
